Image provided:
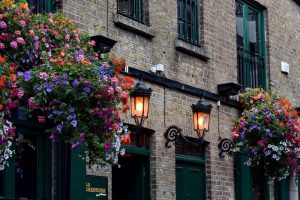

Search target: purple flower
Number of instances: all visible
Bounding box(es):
[56,124,63,133]
[49,134,56,142]
[84,87,91,94]
[48,114,54,119]
[44,82,54,92]
[71,120,77,127]
[67,113,76,120]
[72,79,79,87]
[70,107,75,113]
[53,110,63,116]
[17,71,24,76]
[71,142,80,149]
[23,70,32,81]
[79,133,84,141]
[265,128,272,137]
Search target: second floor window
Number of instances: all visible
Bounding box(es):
[236,0,266,89]
[117,0,144,23]
[27,0,58,13]
[178,0,199,45]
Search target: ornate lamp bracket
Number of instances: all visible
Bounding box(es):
[164,125,204,148]
[218,137,236,158]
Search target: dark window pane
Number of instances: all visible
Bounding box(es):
[177,0,199,45]
[15,133,37,199]
[236,2,244,48]
[248,9,259,54]
[27,0,57,13]
[117,0,144,23]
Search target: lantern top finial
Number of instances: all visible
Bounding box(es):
[191,94,212,113]
[131,81,152,97]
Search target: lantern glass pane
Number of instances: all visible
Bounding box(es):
[203,113,210,130]
[131,96,144,117]
[143,97,149,118]
[193,112,198,131]
[130,96,135,117]
[197,112,205,130]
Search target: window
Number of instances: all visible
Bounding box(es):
[27,0,58,13]
[117,0,144,23]
[236,0,266,89]
[178,0,199,45]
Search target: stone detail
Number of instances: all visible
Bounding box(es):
[175,39,211,61]
[113,14,156,38]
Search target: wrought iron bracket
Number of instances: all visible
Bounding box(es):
[164,125,205,148]
[218,138,236,158]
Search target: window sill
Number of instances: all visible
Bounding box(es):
[175,39,211,61]
[113,14,156,39]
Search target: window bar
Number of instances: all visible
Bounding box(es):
[133,0,136,19]
[184,0,188,41]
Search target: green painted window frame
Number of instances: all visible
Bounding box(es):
[236,0,267,89]
[177,0,200,45]
[117,0,144,23]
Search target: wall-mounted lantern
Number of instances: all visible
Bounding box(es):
[192,95,212,139]
[164,94,212,148]
[130,81,152,127]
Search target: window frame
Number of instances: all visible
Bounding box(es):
[177,0,200,46]
[117,0,144,24]
[236,0,267,89]
[27,0,58,13]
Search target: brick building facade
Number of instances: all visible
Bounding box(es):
[59,0,300,199]
[0,0,299,199]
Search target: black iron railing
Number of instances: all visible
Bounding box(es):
[237,47,265,89]
[117,0,144,23]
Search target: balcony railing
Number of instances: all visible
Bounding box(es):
[237,47,265,89]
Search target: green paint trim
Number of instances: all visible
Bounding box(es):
[175,154,206,164]
[124,146,150,156]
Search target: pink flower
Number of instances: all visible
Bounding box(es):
[14,30,21,35]
[42,37,46,43]
[64,43,70,49]
[17,89,24,99]
[10,41,18,48]
[65,34,70,40]
[111,77,119,85]
[16,37,25,45]
[29,29,34,36]
[0,21,7,29]
[115,86,122,93]
[104,141,111,151]
[39,72,49,80]
[0,43,5,49]
[232,131,239,139]
[107,86,114,95]
[19,20,26,27]
[88,40,96,46]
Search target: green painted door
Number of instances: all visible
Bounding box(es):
[235,153,269,200]
[112,154,150,200]
[274,178,289,200]
[176,161,205,200]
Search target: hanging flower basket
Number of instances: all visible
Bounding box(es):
[232,88,300,180]
[0,0,134,168]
